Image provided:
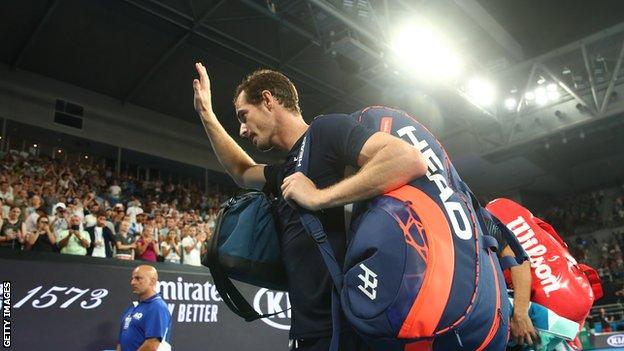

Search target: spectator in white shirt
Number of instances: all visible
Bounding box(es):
[83,203,100,228]
[181,226,203,266]
[126,199,144,223]
[87,215,115,258]
[51,203,69,237]
[161,231,181,264]
[0,181,13,206]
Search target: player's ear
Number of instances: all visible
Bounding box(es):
[261,90,274,110]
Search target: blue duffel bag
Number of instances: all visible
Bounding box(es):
[204,191,287,321]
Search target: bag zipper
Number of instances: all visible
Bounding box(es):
[475,252,503,351]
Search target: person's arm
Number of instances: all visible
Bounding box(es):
[57,232,71,249]
[184,239,195,254]
[281,132,428,210]
[503,245,539,346]
[192,62,265,189]
[135,239,147,255]
[153,240,160,256]
[115,344,120,351]
[116,239,137,251]
[75,230,91,249]
[136,338,161,351]
[161,243,170,258]
[45,226,56,245]
[26,231,38,246]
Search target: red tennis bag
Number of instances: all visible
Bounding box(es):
[486,198,602,327]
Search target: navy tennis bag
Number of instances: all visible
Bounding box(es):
[295,106,527,351]
[204,191,287,321]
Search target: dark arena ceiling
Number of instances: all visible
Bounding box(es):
[2,0,624,197]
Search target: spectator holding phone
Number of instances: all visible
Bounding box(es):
[25,215,56,252]
[51,202,69,237]
[57,214,91,255]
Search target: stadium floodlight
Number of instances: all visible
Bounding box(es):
[504,97,517,110]
[535,87,548,105]
[546,83,560,101]
[391,23,462,80]
[33,144,38,148]
[467,78,496,106]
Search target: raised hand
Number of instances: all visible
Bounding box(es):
[192,62,213,116]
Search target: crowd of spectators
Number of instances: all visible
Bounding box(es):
[540,182,624,236]
[613,183,624,226]
[0,150,233,266]
[542,190,605,235]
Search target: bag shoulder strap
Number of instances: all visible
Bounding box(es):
[462,183,528,270]
[295,129,342,351]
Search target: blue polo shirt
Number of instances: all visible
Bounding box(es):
[119,293,172,351]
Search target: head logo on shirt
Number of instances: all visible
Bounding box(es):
[133,312,143,320]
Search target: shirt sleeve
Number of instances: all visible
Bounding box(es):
[262,163,283,197]
[311,115,375,167]
[143,305,171,341]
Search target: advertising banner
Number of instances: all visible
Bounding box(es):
[0,253,290,350]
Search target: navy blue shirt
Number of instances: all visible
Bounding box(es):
[263,115,375,338]
[118,293,172,351]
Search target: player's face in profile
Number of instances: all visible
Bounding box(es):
[130,270,151,295]
[235,91,274,152]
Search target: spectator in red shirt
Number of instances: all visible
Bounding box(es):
[136,224,159,262]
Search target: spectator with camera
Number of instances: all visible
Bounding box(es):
[51,202,69,236]
[57,214,91,255]
[25,215,56,252]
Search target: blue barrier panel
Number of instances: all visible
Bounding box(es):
[0,251,290,350]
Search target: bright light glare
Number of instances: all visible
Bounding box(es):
[546,83,558,92]
[525,91,535,101]
[547,90,560,100]
[467,78,496,106]
[504,97,517,110]
[535,87,548,105]
[391,24,462,80]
